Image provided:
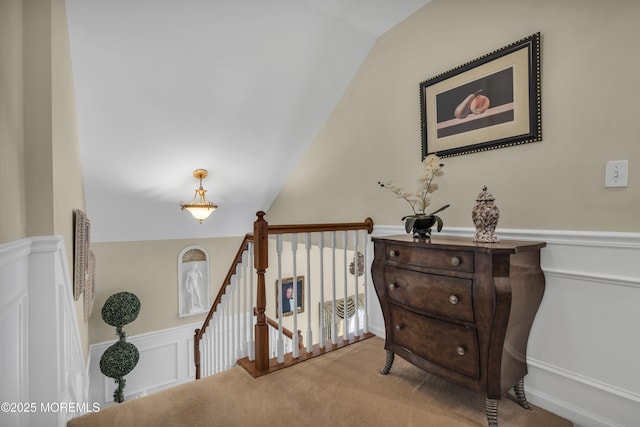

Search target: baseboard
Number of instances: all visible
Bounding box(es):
[371,225,640,427]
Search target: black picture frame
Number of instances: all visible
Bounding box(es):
[420,32,541,158]
[277,276,304,317]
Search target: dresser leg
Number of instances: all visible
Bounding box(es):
[380,350,395,375]
[513,378,531,409]
[485,398,499,427]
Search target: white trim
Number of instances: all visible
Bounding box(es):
[527,358,640,404]
[543,268,640,290]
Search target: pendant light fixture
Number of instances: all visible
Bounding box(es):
[180,169,218,223]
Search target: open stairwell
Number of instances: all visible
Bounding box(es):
[195,211,376,379]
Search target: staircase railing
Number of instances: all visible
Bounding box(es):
[194,212,374,379]
[194,234,254,379]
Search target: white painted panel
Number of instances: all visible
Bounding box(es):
[0,297,28,427]
[0,237,88,427]
[89,322,200,407]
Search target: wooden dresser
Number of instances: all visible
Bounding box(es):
[371,235,546,427]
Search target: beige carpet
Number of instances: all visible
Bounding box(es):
[68,337,572,427]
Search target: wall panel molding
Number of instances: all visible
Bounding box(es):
[0,236,88,427]
[89,322,200,407]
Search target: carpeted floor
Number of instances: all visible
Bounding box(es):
[68,337,572,426]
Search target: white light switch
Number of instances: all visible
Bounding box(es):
[605,160,628,188]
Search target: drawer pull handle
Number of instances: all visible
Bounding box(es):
[389,283,397,291]
[451,256,461,266]
[456,346,466,356]
[448,295,459,305]
[395,325,402,332]
[389,250,398,258]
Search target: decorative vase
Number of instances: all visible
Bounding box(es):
[472,186,499,243]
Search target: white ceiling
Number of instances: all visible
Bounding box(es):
[65,0,431,242]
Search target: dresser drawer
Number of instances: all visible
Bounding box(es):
[384,266,474,322]
[386,244,473,273]
[390,305,479,379]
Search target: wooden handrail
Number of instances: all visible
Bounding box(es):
[194,233,254,379]
[266,218,374,235]
[254,308,304,349]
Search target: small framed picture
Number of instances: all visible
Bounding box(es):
[277,276,304,317]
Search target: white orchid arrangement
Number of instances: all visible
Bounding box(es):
[378,154,449,234]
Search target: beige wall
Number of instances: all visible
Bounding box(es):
[90,236,243,343]
[267,0,640,233]
[0,0,89,355]
[0,0,27,243]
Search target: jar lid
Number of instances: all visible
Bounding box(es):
[476,186,495,202]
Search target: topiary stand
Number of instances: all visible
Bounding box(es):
[99,291,141,403]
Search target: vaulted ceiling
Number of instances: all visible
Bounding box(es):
[66,0,431,242]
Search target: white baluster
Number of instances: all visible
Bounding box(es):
[230,277,236,364]
[363,232,370,334]
[240,250,248,358]
[318,232,326,349]
[331,231,337,345]
[305,232,313,353]
[343,230,349,341]
[248,242,255,361]
[291,233,299,358]
[354,229,360,338]
[276,235,284,363]
[201,329,208,377]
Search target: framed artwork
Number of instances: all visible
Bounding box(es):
[84,250,96,321]
[178,245,211,318]
[420,32,541,158]
[73,209,91,301]
[277,276,304,317]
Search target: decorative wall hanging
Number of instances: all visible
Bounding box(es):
[276,276,304,318]
[84,250,96,321]
[420,32,541,158]
[73,209,91,301]
[178,245,211,317]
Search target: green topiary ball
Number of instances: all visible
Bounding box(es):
[99,340,140,379]
[101,292,141,328]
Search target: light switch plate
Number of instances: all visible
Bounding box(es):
[605,160,628,188]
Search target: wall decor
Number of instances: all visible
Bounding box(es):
[420,32,541,158]
[178,245,210,317]
[277,276,304,318]
[73,209,91,301]
[84,250,96,321]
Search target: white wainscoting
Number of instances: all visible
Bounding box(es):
[88,322,200,408]
[370,226,640,427]
[0,237,88,427]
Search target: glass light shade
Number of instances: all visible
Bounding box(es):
[185,205,216,222]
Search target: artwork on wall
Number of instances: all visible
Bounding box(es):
[84,250,96,321]
[420,32,541,158]
[276,276,304,318]
[178,245,210,317]
[73,209,91,301]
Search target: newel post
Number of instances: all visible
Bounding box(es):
[254,211,269,371]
